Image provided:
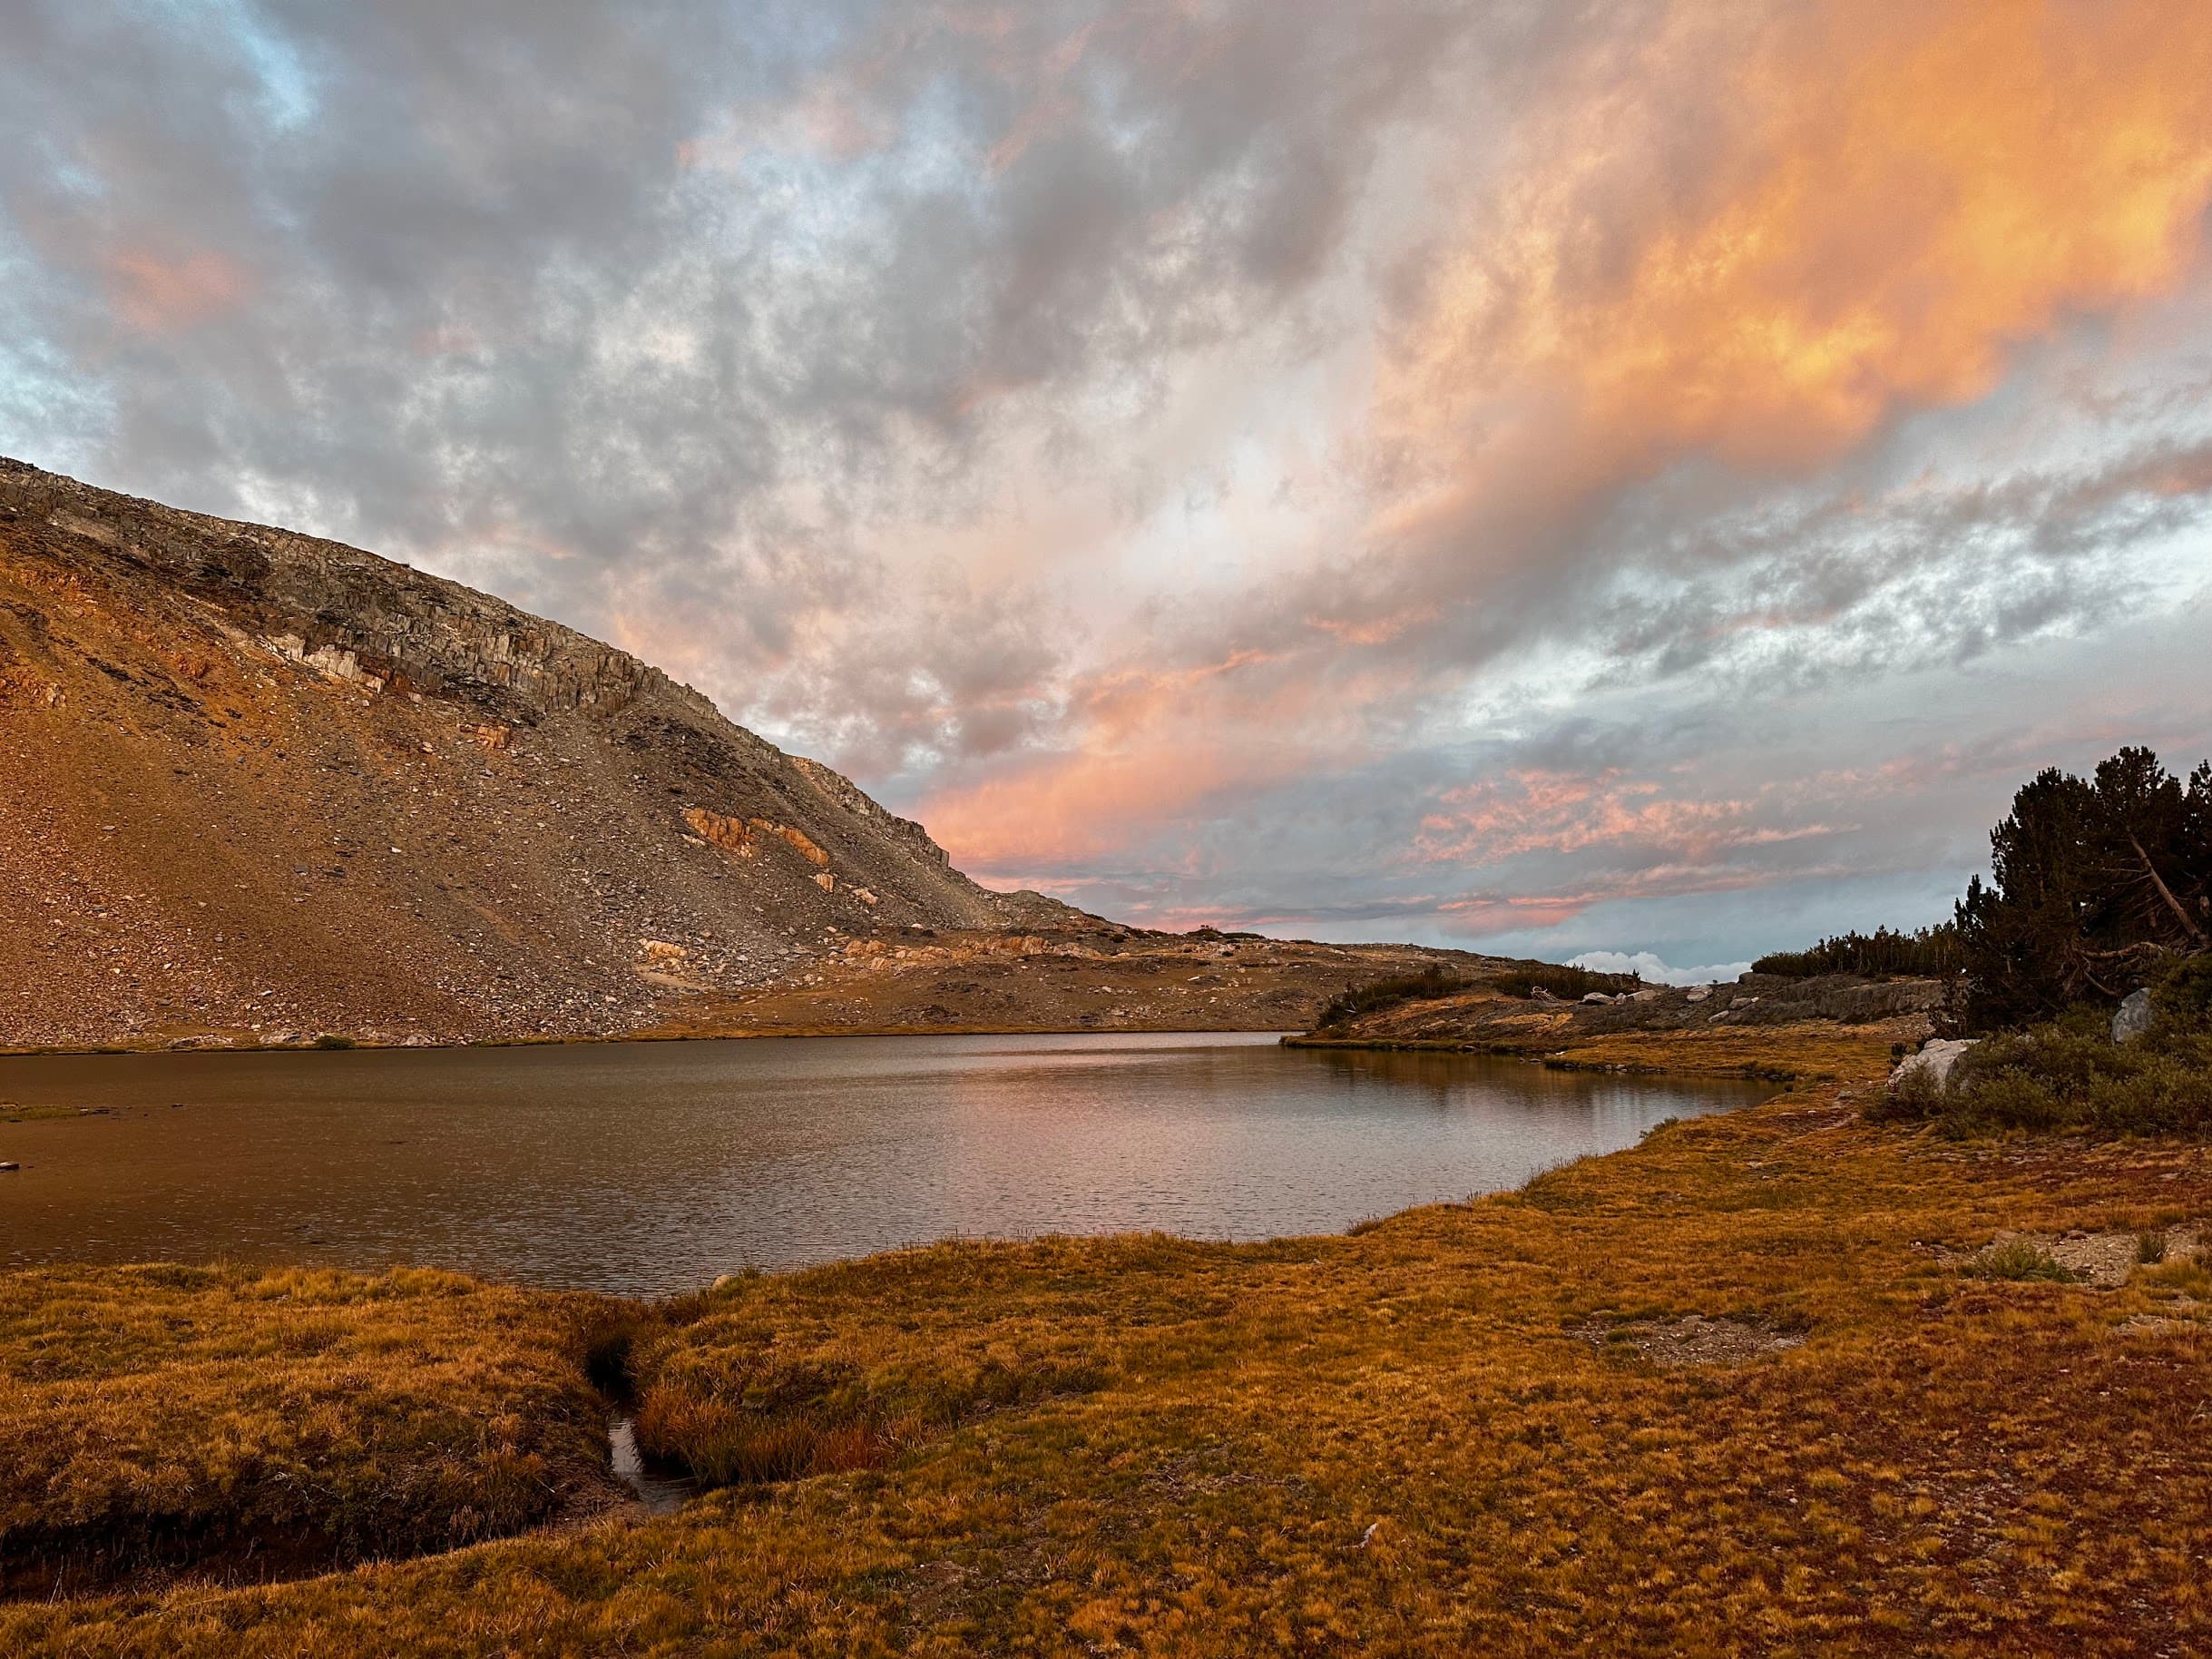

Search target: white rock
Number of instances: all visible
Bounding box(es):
[1685,986,1711,1004]
[1581,991,1616,1004]
[2113,987,2154,1045]
[1890,1036,1978,1095]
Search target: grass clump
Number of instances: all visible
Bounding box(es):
[625,1249,1119,1487]
[312,1034,357,1050]
[1962,1237,2078,1282]
[0,1102,78,1124]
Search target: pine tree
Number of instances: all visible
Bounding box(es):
[1958,748,2212,1026]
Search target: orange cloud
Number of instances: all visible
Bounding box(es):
[105,245,253,335]
[915,646,1414,871]
[1435,859,1855,936]
[897,1,2212,889]
[1414,768,1842,867]
[1382,0,2212,480]
[917,741,1258,869]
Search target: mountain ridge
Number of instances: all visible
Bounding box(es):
[0,456,1091,1045]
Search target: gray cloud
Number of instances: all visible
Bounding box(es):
[4,1,2210,962]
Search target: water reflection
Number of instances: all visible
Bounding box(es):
[0,1033,1774,1295]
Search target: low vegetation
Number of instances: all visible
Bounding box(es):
[0,1265,621,1597]
[1314,960,1645,1034]
[1883,954,2212,1137]
[1487,961,1639,1001]
[1753,923,1962,979]
[1313,967,1472,1029]
[10,1023,2212,1653]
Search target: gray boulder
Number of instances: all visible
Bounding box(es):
[2113,987,2154,1045]
[1890,1037,1978,1095]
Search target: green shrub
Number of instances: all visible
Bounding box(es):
[1924,956,2212,1136]
[1963,1238,2077,1282]
[1866,1061,1948,1124]
[313,1034,357,1050]
[1315,968,1473,1029]
[1488,963,1639,1002]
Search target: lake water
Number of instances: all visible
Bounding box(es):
[0,1033,1775,1295]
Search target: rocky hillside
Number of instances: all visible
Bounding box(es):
[1287,969,1956,1059]
[0,458,1095,1047]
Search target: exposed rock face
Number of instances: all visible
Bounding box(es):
[2114,987,2154,1044]
[0,456,1070,1047]
[759,820,831,868]
[682,807,754,855]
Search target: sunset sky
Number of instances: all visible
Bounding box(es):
[5,1,2212,977]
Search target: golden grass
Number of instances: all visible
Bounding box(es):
[1542,1017,1912,1080]
[7,1030,2212,1653]
[0,1265,620,1598]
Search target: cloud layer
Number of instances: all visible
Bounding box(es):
[5,0,2211,964]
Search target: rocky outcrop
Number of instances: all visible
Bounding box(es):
[2114,987,2154,1044]
[792,756,953,869]
[759,820,831,869]
[682,807,755,856]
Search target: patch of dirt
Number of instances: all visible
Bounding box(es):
[1571,1314,1805,1368]
[1942,1226,2201,1288]
[2117,1310,2208,1336]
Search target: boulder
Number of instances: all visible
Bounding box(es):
[1890,1036,1977,1095]
[2113,987,2154,1045]
[1685,986,1711,1004]
[1581,991,1615,1004]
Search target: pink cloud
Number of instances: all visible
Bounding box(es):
[104,245,253,335]
[1414,768,1844,868]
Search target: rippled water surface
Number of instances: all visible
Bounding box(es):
[0,1033,1775,1294]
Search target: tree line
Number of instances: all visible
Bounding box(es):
[1756,745,2208,1032]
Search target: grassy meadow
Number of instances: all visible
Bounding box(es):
[6,1020,2212,1654]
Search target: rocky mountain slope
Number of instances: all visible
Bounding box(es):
[0,459,1479,1048]
[0,458,1096,1046]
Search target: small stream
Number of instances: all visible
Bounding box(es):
[607,1415,701,1515]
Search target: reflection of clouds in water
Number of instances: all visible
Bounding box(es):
[0,1036,1770,1294]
